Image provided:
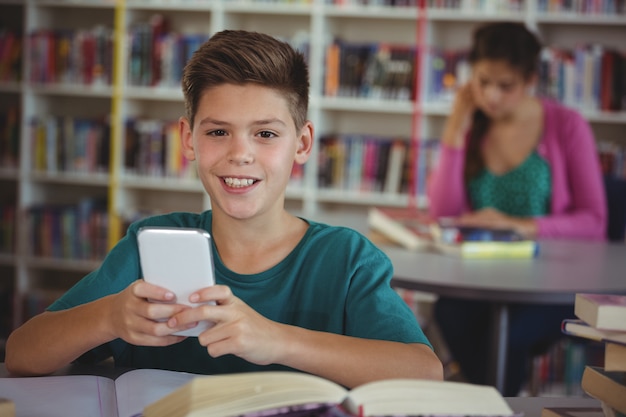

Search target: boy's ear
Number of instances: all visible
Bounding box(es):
[294,121,314,164]
[179,116,196,161]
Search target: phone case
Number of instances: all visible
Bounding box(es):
[137,226,216,337]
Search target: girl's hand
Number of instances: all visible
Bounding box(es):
[456,208,537,238]
[442,83,476,148]
[107,280,192,346]
[170,285,287,365]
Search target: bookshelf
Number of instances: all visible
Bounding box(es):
[0,0,625,364]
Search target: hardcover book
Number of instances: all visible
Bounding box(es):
[575,293,626,331]
[605,342,626,372]
[581,366,626,415]
[561,319,626,346]
[367,206,434,251]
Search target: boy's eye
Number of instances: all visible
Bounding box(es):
[208,129,227,136]
[258,131,277,139]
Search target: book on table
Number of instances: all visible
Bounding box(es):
[581,366,626,415]
[366,206,435,251]
[142,370,517,417]
[367,208,538,259]
[0,368,518,417]
[574,293,626,331]
[429,222,539,260]
[0,368,197,417]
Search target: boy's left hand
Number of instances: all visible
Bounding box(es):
[167,285,285,365]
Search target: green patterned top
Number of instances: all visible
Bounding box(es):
[468,151,552,216]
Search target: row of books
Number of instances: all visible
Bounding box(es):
[30,115,111,174]
[317,134,441,196]
[0,29,21,82]
[425,0,524,10]
[539,46,626,112]
[318,135,411,194]
[0,106,19,170]
[526,337,604,396]
[28,26,114,86]
[27,198,108,261]
[127,14,310,88]
[0,205,15,254]
[427,44,626,112]
[124,118,197,179]
[325,41,417,101]
[557,293,626,417]
[127,15,208,88]
[538,0,626,13]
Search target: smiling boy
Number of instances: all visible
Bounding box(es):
[6,30,442,387]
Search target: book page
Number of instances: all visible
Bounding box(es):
[0,374,118,417]
[114,368,197,417]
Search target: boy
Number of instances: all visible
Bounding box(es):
[6,30,442,388]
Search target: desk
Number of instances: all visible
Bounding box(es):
[381,240,626,394]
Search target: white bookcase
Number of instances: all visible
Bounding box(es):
[1,0,625,332]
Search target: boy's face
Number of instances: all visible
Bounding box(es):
[179,83,312,220]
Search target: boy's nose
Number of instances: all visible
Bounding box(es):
[228,137,254,165]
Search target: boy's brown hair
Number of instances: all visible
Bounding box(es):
[181,30,310,130]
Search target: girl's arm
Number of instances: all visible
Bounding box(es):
[535,109,607,240]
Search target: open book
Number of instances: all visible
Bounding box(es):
[143,371,517,417]
[0,368,197,417]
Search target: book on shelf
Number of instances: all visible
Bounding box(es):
[541,407,605,417]
[575,293,626,331]
[366,206,435,251]
[143,370,516,417]
[581,366,626,415]
[561,319,626,346]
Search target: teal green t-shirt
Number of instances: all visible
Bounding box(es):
[468,151,552,216]
[48,211,430,374]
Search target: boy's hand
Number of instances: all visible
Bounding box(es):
[169,285,286,365]
[108,280,192,346]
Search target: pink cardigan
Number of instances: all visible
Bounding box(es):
[427,99,607,240]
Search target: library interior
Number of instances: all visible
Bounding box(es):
[1,0,626,412]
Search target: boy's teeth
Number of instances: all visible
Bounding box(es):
[224,178,254,187]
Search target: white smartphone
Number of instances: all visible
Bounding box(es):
[137,226,216,337]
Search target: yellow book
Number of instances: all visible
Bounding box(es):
[434,240,539,259]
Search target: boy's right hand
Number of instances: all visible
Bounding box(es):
[107,280,192,346]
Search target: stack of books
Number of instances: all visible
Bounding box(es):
[556,293,626,417]
[367,207,538,259]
